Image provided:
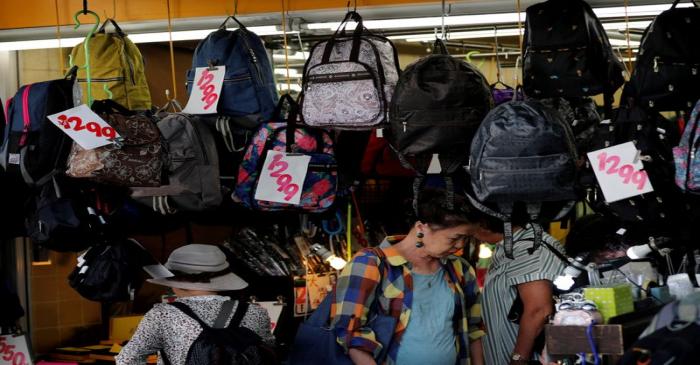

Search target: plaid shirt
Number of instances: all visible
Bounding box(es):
[331,236,485,365]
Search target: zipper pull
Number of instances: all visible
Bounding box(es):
[653,57,659,73]
[402,122,407,132]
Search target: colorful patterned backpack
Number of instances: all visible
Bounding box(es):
[674,99,700,194]
[232,95,337,212]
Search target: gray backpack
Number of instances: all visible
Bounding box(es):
[301,11,400,130]
[130,113,222,213]
[467,100,578,258]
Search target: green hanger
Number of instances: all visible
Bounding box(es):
[466,50,485,69]
[72,8,101,106]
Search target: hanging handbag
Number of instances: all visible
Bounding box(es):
[65,99,164,187]
[289,248,396,365]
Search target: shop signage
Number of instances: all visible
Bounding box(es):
[47,104,120,150]
[0,334,33,365]
[255,150,310,205]
[587,142,654,203]
[183,66,225,114]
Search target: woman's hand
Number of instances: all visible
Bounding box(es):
[348,348,378,365]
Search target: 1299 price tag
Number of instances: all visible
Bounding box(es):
[587,142,654,203]
[183,66,225,114]
[254,150,310,205]
[47,104,121,150]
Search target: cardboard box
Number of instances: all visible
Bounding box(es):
[584,284,634,323]
[109,315,144,342]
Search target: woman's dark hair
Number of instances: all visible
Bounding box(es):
[416,188,498,229]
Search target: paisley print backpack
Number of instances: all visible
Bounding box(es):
[233,95,337,212]
[301,11,400,130]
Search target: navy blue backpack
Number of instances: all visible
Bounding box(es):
[187,16,278,129]
[0,68,77,186]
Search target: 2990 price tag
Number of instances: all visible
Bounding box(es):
[254,150,310,205]
[587,142,654,203]
[183,66,225,114]
[47,104,121,150]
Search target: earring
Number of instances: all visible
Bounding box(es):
[416,232,424,248]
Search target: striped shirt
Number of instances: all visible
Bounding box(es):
[331,236,486,365]
[481,226,566,365]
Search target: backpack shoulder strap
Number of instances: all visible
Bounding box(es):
[213,300,236,329]
[169,301,210,329]
[227,300,250,329]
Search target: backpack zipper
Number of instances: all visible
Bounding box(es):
[239,32,264,85]
[78,77,126,83]
[19,84,32,147]
[686,111,699,191]
[306,71,372,84]
[189,119,209,164]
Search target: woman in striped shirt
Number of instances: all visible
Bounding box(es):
[331,188,486,365]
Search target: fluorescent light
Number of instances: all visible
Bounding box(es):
[609,38,640,47]
[398,28,522,42]
[277,83,302,92]
[0,25,294,51]
[273,52,307,61]
[306,4,689,32]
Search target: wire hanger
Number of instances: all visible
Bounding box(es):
[72,0,101,106]
[491,26,513,90]
[440,0,451,40]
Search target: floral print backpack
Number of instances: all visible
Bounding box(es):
[673,99,700,194]
[233,95,337,212]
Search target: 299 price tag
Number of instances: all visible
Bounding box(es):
[254,150,310,205]
[0,335,33,365]
[587,142,654,203]
[47,104,121,150]
[183,66,225,114]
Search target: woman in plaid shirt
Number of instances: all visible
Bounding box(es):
[331,189,485,365]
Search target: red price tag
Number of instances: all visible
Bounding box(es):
[255,150,310,205]
[47,105,121,150]
[587,142,654,203]
[184,66,225,114]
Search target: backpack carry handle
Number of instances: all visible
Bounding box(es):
[91,99,135,116]
[334,11,365,38]
[98,18,127,37]
[321,11,364,64]
[432,38,449,55]
[672,0,699,8]
[219,15,247,31]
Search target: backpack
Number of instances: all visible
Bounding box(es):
[130,113,223,213]
[522,0,624,105]
[68,238,147,302]
[468,100,578,258]
[233,95,337,212]
[24,176,100,252]
[165,301,274,365]
[360,132,415,177]
[620,322,700,365]
[388,39,493,174]
[187,16,277,128]
[583,95,682,234]
[0,69,77,186]
[674,99,700,194]
[539,97,602,155]
[626,0,700,112]
[65,99,165,187]
[301,11,401,130]
[70,19,151,110]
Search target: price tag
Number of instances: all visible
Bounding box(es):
[254,150,310,205]
[257,302,284,333]
[0,334,33,365]
[587,142,654,203]
[47,104,120,150]
[183,66,225,114]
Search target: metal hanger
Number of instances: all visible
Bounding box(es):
[491,26,513,90]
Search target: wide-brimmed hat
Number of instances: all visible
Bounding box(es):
[147,244,248,291]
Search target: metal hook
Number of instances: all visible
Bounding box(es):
[103,84,113,99]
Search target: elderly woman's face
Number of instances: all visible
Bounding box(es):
[419,223,474,258]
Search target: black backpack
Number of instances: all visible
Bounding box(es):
[468,100,578,258]
[627,0,700,112]
[582,94,683,236]
[620,322,700,365]
[539,97,602,156]
[388,39,493,174]
[165,301,273,365]
[25,176,100,252]
[68,238,147,302]
[523,0,624,108]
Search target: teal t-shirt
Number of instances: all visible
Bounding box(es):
[395,267,457,365]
